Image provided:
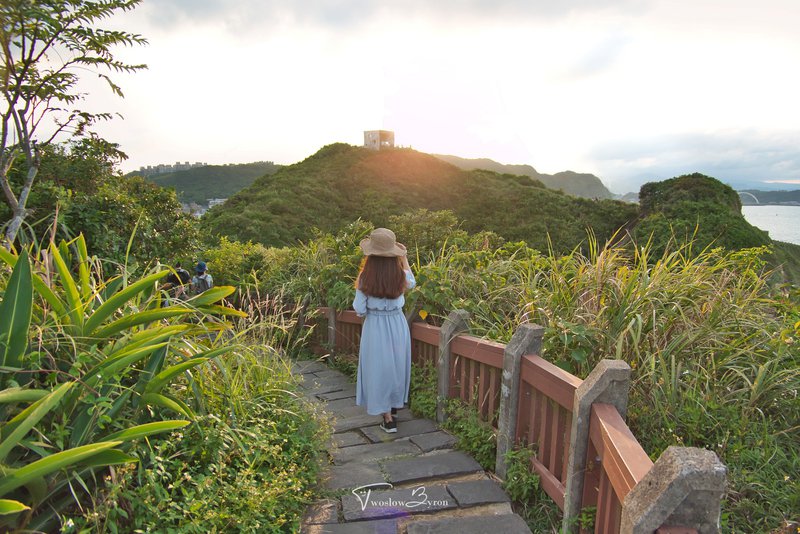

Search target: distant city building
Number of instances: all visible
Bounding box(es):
[139,161,207,176]
[207,198,227,208]
[364,130,395,150]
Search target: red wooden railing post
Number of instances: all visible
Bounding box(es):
[620,447,727,534]
[436,310,470,423]
[562,359,632,533]
[495,323,544,479]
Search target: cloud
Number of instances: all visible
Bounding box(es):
[588,130,800,192]
[143,0,648,31]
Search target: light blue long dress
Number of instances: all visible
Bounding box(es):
[353,270,416,416]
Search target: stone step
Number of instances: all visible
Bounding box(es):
[361,418,439,443]
[382,451,484,485]
[406,513,532,534]
[342,484,456,521]
[332,439,421,465]
[302,518,398,534]
[323,462,384,491]
[409,430,457,452]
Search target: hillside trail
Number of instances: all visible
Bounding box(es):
[293,359,533,534]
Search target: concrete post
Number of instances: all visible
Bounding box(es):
[620,446,727,534]
[495,323,545,479]
[325,306,337,356]
[436,310,470,423]
[562,359,632,533]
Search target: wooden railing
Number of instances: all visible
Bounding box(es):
[312,307,723,533]
[516,354,582,509]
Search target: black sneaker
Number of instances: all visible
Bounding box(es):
[380,419,397,433]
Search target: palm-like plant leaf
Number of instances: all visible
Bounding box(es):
[102,420,190,442]
[49,244,84,329]
[0,383,74,463]
[83,270,169,336]
[0,441,122,498]
[145,358,209,395]
[0,247,66,317]
[0,499,29,515]
[0,250,33,372]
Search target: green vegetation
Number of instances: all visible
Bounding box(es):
[0,235,330,531]
[0,140,201,266]
[203,144,636,254]
[635,173,771,256]
[141,161,281,206]
[435,154,614,199]
[0,0,147,245]
[211,210,798,531]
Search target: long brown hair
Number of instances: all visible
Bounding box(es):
[356,255,405,298]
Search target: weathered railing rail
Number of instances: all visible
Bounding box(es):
[313,307,725,533]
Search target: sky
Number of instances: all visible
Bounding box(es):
[79,0,800,193]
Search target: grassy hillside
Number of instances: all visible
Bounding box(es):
[203,144,637,253]
[435,154,614,199]
[139,162,281,205]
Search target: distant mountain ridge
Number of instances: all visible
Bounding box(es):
[434,154,613,199]
[740,189,800,206]
[135,162,281,206]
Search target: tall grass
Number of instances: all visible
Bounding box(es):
[513,239,797,530]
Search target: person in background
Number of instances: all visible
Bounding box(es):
[162,262,191,304]
[191,261,214,294]
[352,228,416,433]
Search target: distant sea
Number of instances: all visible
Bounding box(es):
[742,205,800,245]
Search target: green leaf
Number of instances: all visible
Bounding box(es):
[0,499,30,515]
[0,250,33,371]
[75,236,91,301]
[80,343,169,392]
[0,441,121,498]
[83,270,169,336]
[188,286,235,306]
[0,382,74,462]
[78,449,138,468]
[110,325,189,356]
[102,420,190,442]
[0,388,49,404]
[0,247,65,318]
[196,304,248,318]
[145,358,209,395]
[141,393,194,419]
[50,243,84,328]
[90,307,194,341]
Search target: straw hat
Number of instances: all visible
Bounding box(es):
[359,228,407,257]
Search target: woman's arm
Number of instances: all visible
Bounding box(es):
[401,254,416,290]
[353,288,368,317]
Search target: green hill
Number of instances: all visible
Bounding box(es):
[434,154,614,199]
[137,162,281,206]
[634,173,771,254]
[203,144,637,253]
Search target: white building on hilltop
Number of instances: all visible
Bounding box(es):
[364,130,395,150]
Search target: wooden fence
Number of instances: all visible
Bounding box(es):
[312,307,726,534]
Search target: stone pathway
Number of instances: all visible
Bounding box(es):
[293,359,532,534]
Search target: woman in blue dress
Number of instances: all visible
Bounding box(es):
[353,228,416,433]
